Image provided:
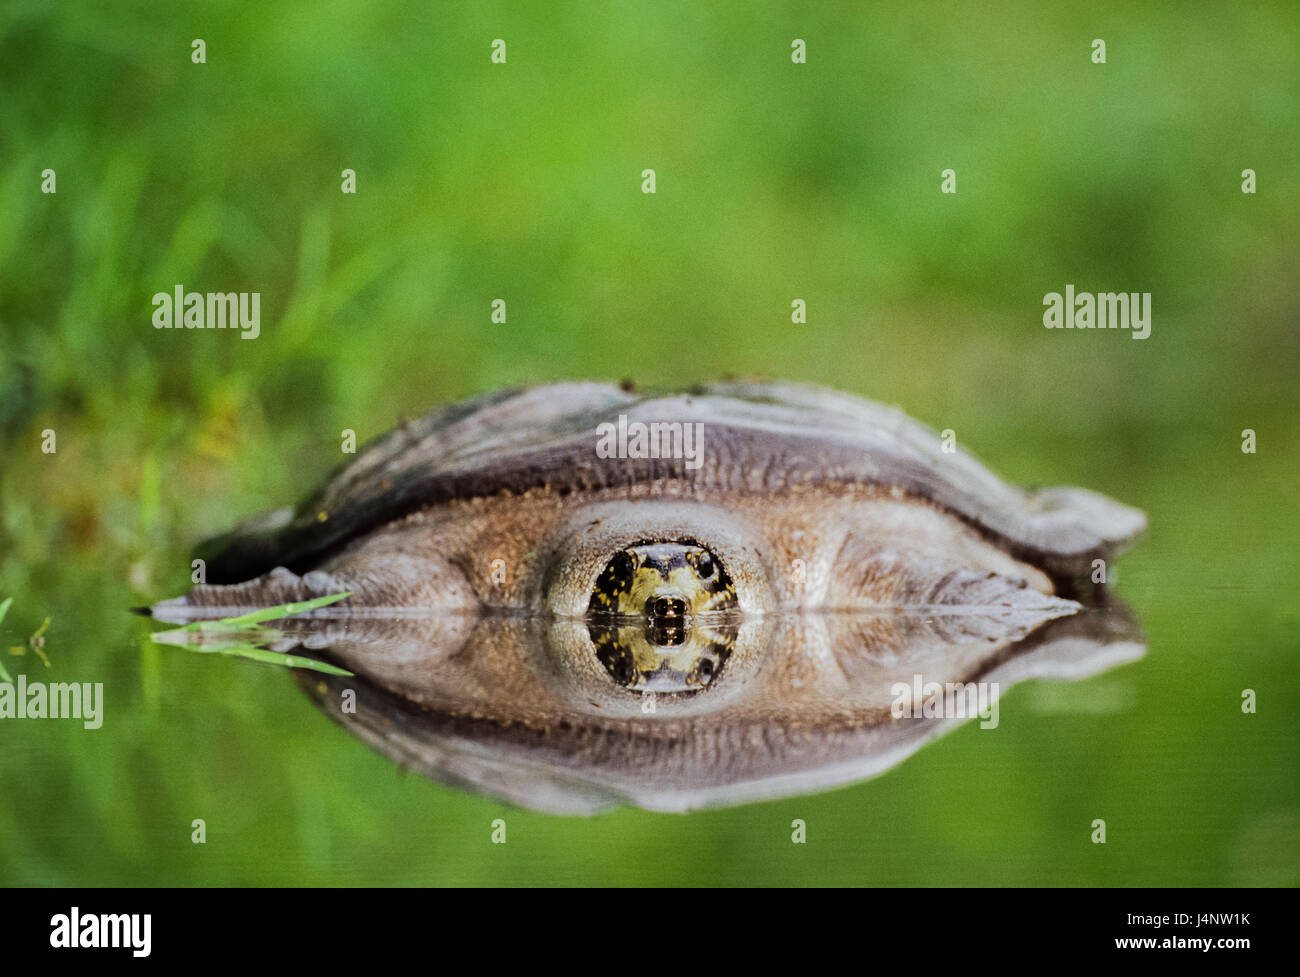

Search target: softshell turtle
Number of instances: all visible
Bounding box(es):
[152,381,1146,812]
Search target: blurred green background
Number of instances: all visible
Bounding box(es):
[1,0,1297,886]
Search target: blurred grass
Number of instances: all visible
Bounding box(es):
[0,1,1297,885]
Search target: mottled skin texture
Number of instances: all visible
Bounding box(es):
[153,381,1147,813]
[164,485,1061,615]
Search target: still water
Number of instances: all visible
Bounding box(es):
[2,526,1295,886]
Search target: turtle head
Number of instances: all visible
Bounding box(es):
[587,541,737,620]
[586,541,739,692]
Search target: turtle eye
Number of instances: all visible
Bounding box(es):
[697,553,715,579]
[609,551,634,585]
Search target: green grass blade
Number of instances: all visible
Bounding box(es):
[218,590,352,625]
[164,591,354,632]
[147,592,355,674]
[220,645,353,676]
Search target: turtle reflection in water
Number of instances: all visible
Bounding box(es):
[151,381,1146,814]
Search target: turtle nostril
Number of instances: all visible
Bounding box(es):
[652,596,686,619]
[648,622,686,647]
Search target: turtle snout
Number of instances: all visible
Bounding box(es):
[650,594,688,619]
